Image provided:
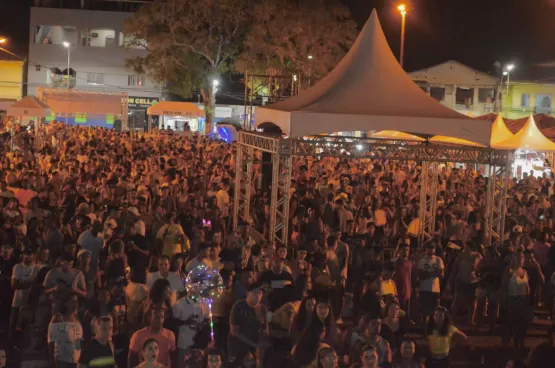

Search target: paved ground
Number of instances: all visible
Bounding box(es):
[407,311,553,367]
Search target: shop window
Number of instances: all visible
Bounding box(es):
[430,87,445,102]
[478,88,495,103]
[128,75,145,87]
[34,25,77,45]
[521,93,530,107]
[81,28,116,47]
[87,72,104,85]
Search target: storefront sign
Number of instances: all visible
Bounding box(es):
[215,106,233,118]
[160,111,197,116]
[128,97,159,109]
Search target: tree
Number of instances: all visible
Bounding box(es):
[236,0,357,88]
[124,0,250,133]
[124,0,356,133]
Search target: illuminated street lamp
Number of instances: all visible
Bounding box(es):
[397,4,407,68]
[63,41,71,91]
[0,38,6,44]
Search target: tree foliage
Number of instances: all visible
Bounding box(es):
[124,0,357,117]
[236,0,357,81]
[124,0,250,131]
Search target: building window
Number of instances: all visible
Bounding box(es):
[34,25,78,45]
[455,87,473,106]
[87,72,104,85]
[128,75,145,87]
[478,88,495,103]
[35,65,41,71]
[536,94,552,109]
[81,28,117,47]
[430,87,445,101]
[521,93,530,107]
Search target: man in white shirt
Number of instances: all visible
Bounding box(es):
[216,181,230,218]
[417,242,444,323]
[172,295,208,363]
[10,248,41,337]
[147,255,185,298]
[186,244,212,273]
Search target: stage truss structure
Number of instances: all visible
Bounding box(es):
[234,132,511,247]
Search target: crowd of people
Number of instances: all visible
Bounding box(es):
[0,122,554,368]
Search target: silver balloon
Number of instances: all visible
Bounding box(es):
[185,264,224,304]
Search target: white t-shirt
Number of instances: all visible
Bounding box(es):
[47,321,83,363]
[172,297,209,349]
[147,272,185,294]
[417,255,444,293]
[185,257,213,273]
[12,262,41,307]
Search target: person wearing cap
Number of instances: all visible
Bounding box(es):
[260,255,294,289]
[228,281,270,363]
[10,247,41,338]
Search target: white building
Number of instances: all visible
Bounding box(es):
[28,5,160,128]
[409,61,500,117]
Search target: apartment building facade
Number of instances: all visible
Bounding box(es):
[28,4,160,128]
[409,60,500,117]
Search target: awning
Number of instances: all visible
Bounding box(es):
[147,101,204,117]
[7,96,50,117]
[37,88,123,116]
[492,115,555,151]
[430,136,485,147]
[370,130,424,141]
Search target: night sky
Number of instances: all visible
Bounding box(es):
[2,0,555,78]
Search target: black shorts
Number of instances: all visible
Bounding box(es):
[420,291,440,317]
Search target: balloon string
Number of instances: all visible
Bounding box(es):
[209,302,214,343]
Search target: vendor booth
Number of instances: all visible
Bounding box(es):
[7,96,51,148]
[492,115,555,178]
[146,101,204,133]
[36,87,128,130]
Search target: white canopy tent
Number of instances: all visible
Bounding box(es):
[255,10,492,145]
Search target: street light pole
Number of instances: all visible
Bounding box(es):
[211,79,219,134]
[63,42,71,124]
[308,55,313,86]
[397,4,407,68]
[505,64,514,112]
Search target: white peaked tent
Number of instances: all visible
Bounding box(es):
[492,115,555,151]
[254,10,492,145]
[489,113,514,146]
